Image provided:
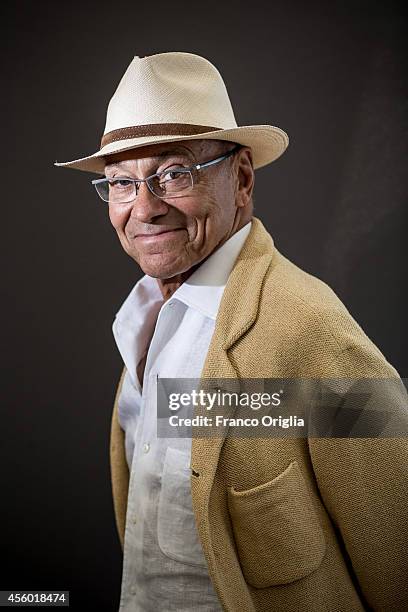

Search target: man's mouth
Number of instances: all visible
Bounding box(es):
[134,228,184,242]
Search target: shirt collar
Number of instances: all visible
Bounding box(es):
[169,220,252,320]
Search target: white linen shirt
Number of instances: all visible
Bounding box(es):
[113,221,252,611]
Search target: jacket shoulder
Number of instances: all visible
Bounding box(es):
[253,249,397,377]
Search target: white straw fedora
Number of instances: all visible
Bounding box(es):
[55,51,289,174]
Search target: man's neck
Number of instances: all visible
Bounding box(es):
[156,262,202,301]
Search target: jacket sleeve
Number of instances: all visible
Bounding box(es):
[308,344,408,611]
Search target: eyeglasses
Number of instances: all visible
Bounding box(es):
[91,144,242,204]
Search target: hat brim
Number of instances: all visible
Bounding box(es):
[54,125,289,173]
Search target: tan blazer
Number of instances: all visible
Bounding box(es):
[110,217,408,611]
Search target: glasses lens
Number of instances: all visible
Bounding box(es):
[95,179,136,203]
[151,170,193,198]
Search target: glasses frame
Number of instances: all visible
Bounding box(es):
[91,143,243,204]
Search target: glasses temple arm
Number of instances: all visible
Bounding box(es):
[195,144,242,170]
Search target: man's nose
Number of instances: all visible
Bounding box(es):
[129,181,168,222]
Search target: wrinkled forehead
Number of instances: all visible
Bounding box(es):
[103,139,210,172]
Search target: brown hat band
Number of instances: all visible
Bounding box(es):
[101,123,221,147]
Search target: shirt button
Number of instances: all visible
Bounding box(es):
[130,587,136,596]
[142,442,150,454]
[132,515,137,525]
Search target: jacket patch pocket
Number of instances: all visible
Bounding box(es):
[157,446,208,567]
[227,460,326,588]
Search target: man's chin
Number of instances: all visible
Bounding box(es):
[136,257,191,280]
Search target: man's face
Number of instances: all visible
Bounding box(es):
[105,139,252,279]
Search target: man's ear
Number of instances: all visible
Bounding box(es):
[236,147,255,208]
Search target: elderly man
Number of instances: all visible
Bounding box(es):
[56,53,407,611]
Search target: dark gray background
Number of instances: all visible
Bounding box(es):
[3,0,407,609]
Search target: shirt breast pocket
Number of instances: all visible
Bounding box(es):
[227,460,326,588]
[157,446,208,567]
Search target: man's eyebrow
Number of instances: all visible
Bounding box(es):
[105,148,194,172]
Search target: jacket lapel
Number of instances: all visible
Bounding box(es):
[191,215,275,512]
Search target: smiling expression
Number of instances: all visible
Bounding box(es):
[105,139,254,281]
